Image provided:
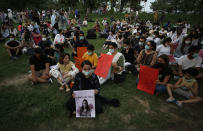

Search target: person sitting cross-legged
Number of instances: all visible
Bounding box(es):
[4,34,22,60]
[82,44,98,69]
[28,48,52,84]
[66,60,120,117]
[99,42,125,85]
[50,53,79,92]
[166,68,202,107]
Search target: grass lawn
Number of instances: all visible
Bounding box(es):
[0,14,203,131]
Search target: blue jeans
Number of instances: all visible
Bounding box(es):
[155,84,166,93]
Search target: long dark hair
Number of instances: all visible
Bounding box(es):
[81,99,90,111]
[159,54,169,66]
[59,53,70,64]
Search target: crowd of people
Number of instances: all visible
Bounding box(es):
[1,9,203,116]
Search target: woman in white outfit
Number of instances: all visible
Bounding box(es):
[50,53,79,92]
[99,42,125,85]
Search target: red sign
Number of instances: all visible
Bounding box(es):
[77,47,87,57]
[74,47,87,71]
[94,54,114,78]
[137,65,159,95]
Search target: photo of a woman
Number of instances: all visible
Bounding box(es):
[80,99,91,117]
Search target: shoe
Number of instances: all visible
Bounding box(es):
[48,78,53,84]
[166,97,176,103]
[14,56,19,59]
[9,56,15,60]
[175,101,183,107]
[59,86,64,91]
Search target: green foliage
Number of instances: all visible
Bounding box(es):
[0,0,55,11]
[151,0,203,13]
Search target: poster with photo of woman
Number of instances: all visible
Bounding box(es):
[74,90,95,118]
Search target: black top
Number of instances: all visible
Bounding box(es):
[134,45,144,54]
[74,40,89,51]
[71,72,101,95]
[38,40,53,50]
[121,48,135,64]
[29,54,49,71]
[153,64,172,82]
[7,40,20,47]
[130,38,139,49]
[45,48,55,57]
[74,30,84,41]
[64,31,72,38]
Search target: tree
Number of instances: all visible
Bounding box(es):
[58,0,79,9]
[0,0,52,11]
[119,0,147,12]
[151,0,203,13]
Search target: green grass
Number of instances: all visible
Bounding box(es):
[0,15,203,131]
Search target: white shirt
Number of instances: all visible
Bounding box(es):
[178,55,202,70]
[54,34,65,45]
[154,37,161,46]
[156,44,171,56]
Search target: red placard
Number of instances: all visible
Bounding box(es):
[94,54,114,78]
[74,47,87,71]
[137,65,159,95]
[74,57,84,72]
[77,47,87,57]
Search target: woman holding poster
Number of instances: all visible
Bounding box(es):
[99,42,125,85]
[66,60,120,117]
[66,60,103,116]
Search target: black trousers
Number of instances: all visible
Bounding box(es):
[66,95,104,114]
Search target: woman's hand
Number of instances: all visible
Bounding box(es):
[94,89,99,94]
[72,93,75,98]
[112,62,117,68]
[156,80,161,84]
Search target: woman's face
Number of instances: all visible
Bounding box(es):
[109,45,114,50]
[82,100,88,108]
[184,73,192,80]
[63,55,70,64]
[123,43,128,49]
[165,41,171,46]
[146,42,152,49]
[82,64,91,72]
[157,58,166,64]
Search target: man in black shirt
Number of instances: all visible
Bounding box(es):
[38,34,53,50]
[72,32,88,56]
[28,48,51,84]
[4,34,22,59]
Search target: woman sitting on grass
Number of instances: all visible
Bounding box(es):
[82,44,98,69]
[166,68,202,107]
[99,42,125,85]
[66,60,120,117]
[153,54,173,95]
[137,40,157,70]
[50,53,79,92]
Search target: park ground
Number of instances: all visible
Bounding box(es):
[0,13,203,131]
